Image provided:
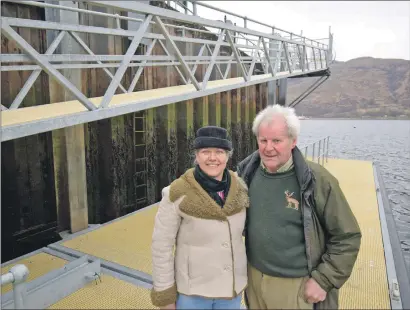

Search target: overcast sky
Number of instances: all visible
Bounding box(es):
[198,1,410,61]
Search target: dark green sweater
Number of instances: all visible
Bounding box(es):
[246,166,309,278]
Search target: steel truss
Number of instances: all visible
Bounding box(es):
[1,0,331,141]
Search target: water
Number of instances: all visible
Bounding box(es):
[297,119,410,274]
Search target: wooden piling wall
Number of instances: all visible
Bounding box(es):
[1,1,268,262]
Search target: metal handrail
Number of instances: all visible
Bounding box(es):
[1,264,29,309]
[169,0,329,49]
[300,136,330,165]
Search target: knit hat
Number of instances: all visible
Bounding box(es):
[194,126,232,151]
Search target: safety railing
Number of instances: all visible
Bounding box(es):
[168,0,330,50]
[1,264,29,309]
[300,136,330,166]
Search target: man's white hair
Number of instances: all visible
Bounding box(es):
[252,105,300,139]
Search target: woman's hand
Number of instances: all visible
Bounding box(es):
[161,303,176,310]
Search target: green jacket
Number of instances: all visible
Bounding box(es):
[237,147,362,309]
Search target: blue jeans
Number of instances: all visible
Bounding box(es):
[176,293,242,309]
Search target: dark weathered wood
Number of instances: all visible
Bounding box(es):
[241,87,251,158]
[230,88,242,168]
[1,2,59,262]
[249,86,257,151]
[176,33,195,177]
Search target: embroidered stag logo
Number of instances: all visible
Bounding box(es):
[285,190,299,210]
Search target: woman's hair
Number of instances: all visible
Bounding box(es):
[252,104,300,139]
[193,149,233,166]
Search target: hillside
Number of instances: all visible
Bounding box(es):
[287,57,410,118]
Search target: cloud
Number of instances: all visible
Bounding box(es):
[198,1,410,61]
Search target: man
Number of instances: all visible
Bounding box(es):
[237,104,361,309]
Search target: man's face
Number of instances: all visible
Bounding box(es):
[257,117,297,173]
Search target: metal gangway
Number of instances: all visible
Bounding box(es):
[1,0,333,141]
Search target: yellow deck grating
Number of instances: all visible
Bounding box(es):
[325,158,390,309]
[60,158,390,309]
[1,252,67,294]
[61,205,158,275]
[48,274,156,309]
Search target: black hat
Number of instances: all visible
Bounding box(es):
[194,126,232,151]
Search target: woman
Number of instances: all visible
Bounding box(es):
[150,126,249,309]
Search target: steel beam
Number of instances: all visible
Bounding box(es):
[202,29,225,89]
[69,30,127,93]
[89,1,325,50]
[1,22,96,111]
[187,44,206,84]
[312,47,317,70]
[247,37,262,80]
[1,53,253,63]
[128,38,157,92]
[153,15,201,90]
[261,38,275,76]
[9,30,66,110]
[223,52,235,79]
[158,39,188,85]
[1,16,328,53]
[283,42,292,73]
[205,44,224,80]
[2,60,257,72]
[1,68,328,141]
[226,30,248,81]
[99,14,153,108]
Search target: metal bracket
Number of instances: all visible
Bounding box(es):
[1,255,101,309]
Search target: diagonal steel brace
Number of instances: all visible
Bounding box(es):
[1,23,96,111]
[187,44,206,84]
[205,44,224,80]
[158,39,188,85]
[247,37,262,80]
[9,30,66,110]
[223,52,235,79]
[69,30,127,93]
[128,39,157,93]
[282,41,292,74]
[202,29,225,89]
[99,14,153,108]
[261,38,275,76]
[153,15,201,90]
[226,30,248,81]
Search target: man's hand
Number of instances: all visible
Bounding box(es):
[161,303,176,310]
[304,278,327,304]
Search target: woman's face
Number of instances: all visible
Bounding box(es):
[195,148,229,181]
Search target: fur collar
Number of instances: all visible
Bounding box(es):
[169,168,249,220]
